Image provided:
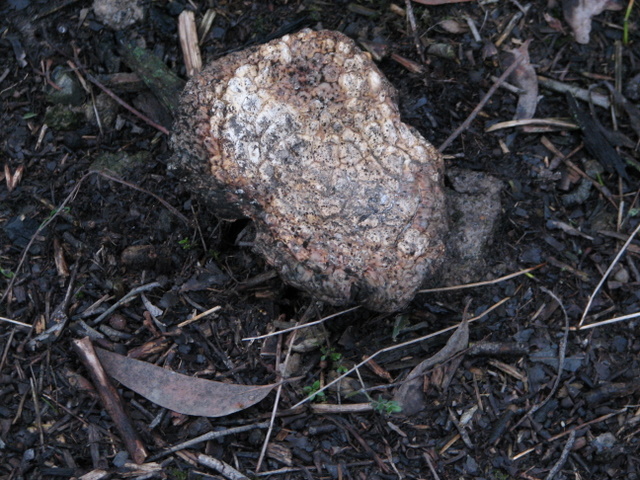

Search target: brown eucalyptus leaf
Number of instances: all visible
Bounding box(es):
[96,347,274,417]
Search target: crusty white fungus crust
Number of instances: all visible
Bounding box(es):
[171,29,448,312]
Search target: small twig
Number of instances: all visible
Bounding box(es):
[423,452,442,480]
[310,403,374,414]
[242,306,360,341]
[439,56,524,152]
[404,0,425,63]
[73,337,148,464]
[537,76,610,109]
[148,422,270,461]
[574,310,640,330]
[67,60,170,135]
[254,460,376,477]
[512,410,622,460]
[0,329,16,372]
[89,282,161,326]
[95,170,190,225]
[544,430,576,480]
[327,416,388,472]
[418,264,543,293]
[255,332,292,473]
[529,288,569,416]
[578,220,640,328]
[464,15,481,42]
[30,376,44,447]
[486,118,578,132]
[177,305,222,327]
[178,10,203,77]
[196,453,250,480]
[0,316,32,328]
[495,4,530,47]
[256,303,317,472]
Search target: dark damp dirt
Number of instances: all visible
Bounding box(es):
[1,1,640,479]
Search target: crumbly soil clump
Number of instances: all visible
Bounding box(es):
[171,29,448,312]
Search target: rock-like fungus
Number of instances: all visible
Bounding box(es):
[170,29,448,312]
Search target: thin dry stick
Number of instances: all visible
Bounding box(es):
[89,282,161,325]
[544,430,576,480]
[177,305,222,327]
[0,316,32,328]
[255,332,293,473]
[423,452,442,480]
[537,75,610,109]
[515,288,569,426]
[578,220,640,328]
[68,61,170,135]
[149,422,270,461]
[255,303,317,472]
[243,306,360,341]
[196,453,249,480]
[291,297,509,409]
[511,409,622,460]
[311,403,373,414]
[439,56,524,152]
[0,329,16,372]
[404,0,425,63]
[575,310,640,330]
[418,264,543,293]
[95,170,190,225]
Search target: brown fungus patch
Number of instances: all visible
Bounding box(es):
[170,29,448,312]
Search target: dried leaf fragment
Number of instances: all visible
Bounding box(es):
[393,316,469,415]
[4,164,24,192]
[562,0,624,44]
[506,41,539,121]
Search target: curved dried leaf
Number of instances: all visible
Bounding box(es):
[96,347,274,417]
[393,317,469,415]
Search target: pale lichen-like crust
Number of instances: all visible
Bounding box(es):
[171,29,448,311]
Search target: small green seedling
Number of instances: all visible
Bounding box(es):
[371,396,402,415]
[321,346,348,374]
[178,238,193,250]
[303,380,326,402]
[0,267,14,279]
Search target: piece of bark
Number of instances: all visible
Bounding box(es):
[178,10,202,77]
[116,35,185,116]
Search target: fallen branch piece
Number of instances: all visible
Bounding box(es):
[72,337,148,464]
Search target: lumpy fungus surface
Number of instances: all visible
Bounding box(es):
[170,29,448,312]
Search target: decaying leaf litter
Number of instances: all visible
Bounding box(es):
[1,1,640,479]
